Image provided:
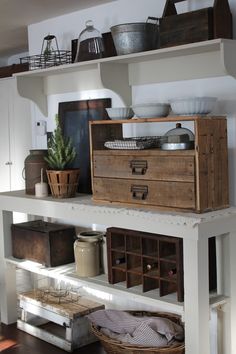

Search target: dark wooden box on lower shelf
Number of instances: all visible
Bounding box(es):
[11,220,76,267]
[106,227,217,302]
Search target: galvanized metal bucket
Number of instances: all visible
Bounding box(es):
[110,17,159,55]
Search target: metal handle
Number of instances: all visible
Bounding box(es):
[130,160,147,175]
[147,16,159,24]
[131,185,148,200]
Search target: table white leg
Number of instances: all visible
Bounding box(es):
[222,231,236,354]
[183,236,210,354]
[0,210,17,324]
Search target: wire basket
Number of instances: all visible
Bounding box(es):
[104,136,166,150]
[90,311,185,354]
[20,50,72,70]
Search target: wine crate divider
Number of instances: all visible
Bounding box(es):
[106,227,184,302]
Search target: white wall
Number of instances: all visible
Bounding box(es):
[28,0,236,206]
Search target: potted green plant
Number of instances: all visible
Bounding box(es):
[45,114,79,198]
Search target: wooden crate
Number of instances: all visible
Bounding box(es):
[159,0,232,48]
[17,291,104,352]
[0,63,29,78]
[106,227,184,302]
[11,220,76,267]
[89,116,229,213]
[106,227,217,302]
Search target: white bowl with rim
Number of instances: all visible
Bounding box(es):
[106,107,134,120]
[132,103,170,118]
[169,97,217,115]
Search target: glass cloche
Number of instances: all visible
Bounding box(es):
[75,20,104,62]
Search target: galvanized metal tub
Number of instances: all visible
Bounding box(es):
[111,18,159,55]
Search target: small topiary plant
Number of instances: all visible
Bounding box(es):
[45,114,76,170]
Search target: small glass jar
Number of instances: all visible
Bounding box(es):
[75,20,104,62]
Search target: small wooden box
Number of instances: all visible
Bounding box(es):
[11,220,76,267]
[159,0,232,48]
[0,63,29,78]
[17,291,104,352]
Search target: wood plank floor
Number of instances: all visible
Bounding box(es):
[0,323,105,353]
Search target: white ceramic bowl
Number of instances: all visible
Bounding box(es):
[169,97,217,115]
[106,107,134,120]
[132,103,170,118]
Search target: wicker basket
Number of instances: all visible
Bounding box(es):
[91,311,185,354]
[46,169,80,198]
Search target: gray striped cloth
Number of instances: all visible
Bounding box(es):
[87,309,184,347]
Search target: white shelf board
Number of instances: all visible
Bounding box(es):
[7,256,183,313]
[7,256,228,316]
[13,39,236,116]
[14,39,234,78]
[1,190,236,239]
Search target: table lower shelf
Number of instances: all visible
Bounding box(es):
[6,257,229,316]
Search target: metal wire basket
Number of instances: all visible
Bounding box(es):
[20,50,72,70]
[104,136,166,150]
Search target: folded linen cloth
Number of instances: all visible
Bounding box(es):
[87,309,184,347]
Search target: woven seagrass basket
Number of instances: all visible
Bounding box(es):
[91,311,185,354]
[46,169,80,198]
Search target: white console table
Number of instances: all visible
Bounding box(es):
[0,190,236,354]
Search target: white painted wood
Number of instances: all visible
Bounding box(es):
[215,236,224,295]
[0,209,17,324]
[183,236,210,354]
[16,76,47,116]
[0,79,11,192]
[8,78,32,192]
[1,191,236,353]
[99,62,132,106]
[19,300,71,327]
[222,231,236,354]
[17,319,72,351]
[0,77,31,192]
[14,39,236,116]
[45,67,103,95]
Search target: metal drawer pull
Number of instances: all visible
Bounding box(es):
[130,160,148,175]
[131,185,148,200]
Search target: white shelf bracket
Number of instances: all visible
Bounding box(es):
[99,62,132,106]
[16,76,48,116]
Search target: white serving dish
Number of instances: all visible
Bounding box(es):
[169,97,217,115]
[132,103,170,118]
[106,107,134,120]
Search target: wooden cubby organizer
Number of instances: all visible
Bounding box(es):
[89,115,229,213]
[106,227,184,302]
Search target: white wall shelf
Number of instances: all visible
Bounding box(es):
[14,38,236,116]
[0,190,236,354]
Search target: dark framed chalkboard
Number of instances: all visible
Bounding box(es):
[58,98,111,194]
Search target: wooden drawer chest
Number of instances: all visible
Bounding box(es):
[89,116,229,213]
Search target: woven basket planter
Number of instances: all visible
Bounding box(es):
[46,169,80,198]
[91,311,185,354]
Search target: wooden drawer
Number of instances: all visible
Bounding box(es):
[93,150,195,182]
[93,177,195,210]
